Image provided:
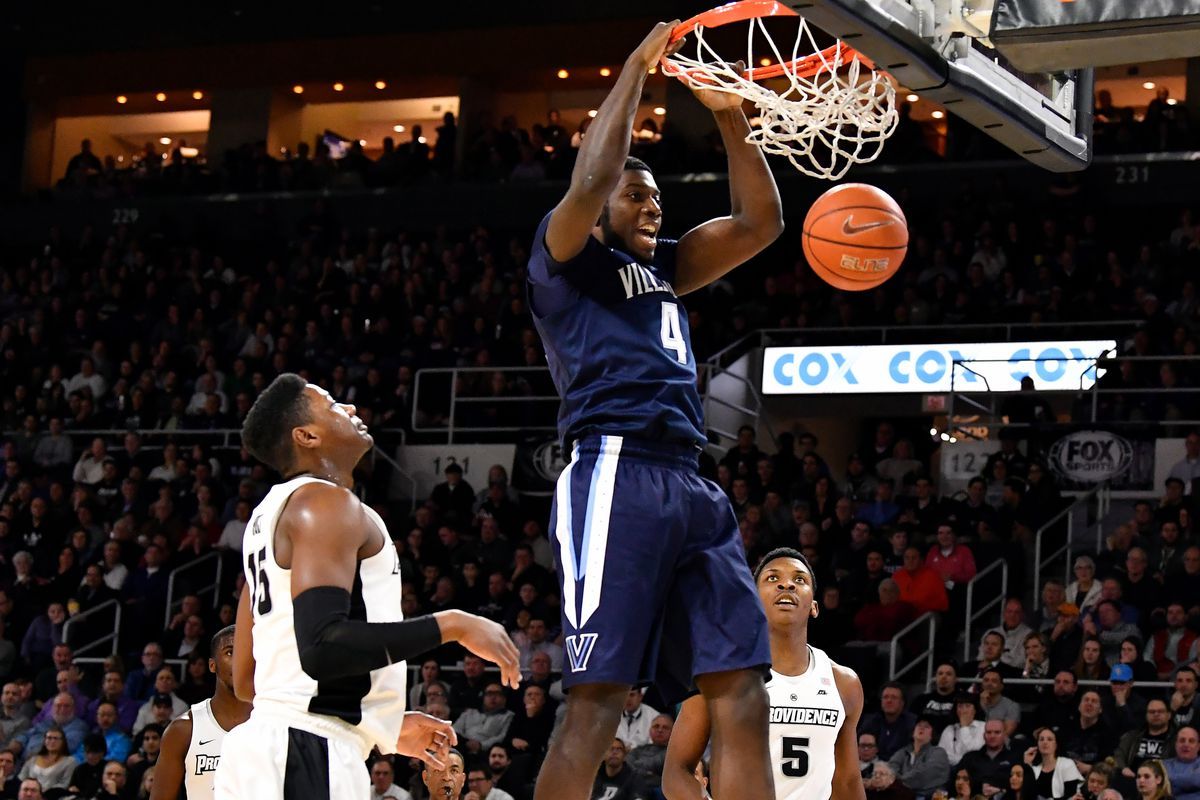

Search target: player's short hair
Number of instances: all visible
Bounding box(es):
[211,624,235,655]
[624,156,652,174]
[753,547,816,592]
[241,373,310,474]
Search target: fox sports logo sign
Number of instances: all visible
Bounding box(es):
[1049,430,1133,483]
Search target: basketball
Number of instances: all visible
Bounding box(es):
[801,183,908,291]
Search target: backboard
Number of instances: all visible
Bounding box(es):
[788,0,1094,172]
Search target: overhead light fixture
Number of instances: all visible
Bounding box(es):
[374,80,386,90]
[159,137,171,145]
[759,57,771,67]
[333,82,344,91]
[556,69,569,79]
[1167,98,1178,106]
[417,136,427,144]
[587,109,597,118]
[929,427,938,436]
[116,95,127,104]
[906,93,919,102]
[1143,81,1156,90]
[155,92,167,102]
[180,146,199,158]
[653,106,666,116]
[931,110,945,119]
[358,139,366,146]
[393,124,405,133]
[599,67,611,77]
[292,85,304,94]
[192,91,203,100]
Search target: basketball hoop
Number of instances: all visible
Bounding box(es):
[661,0,898,181]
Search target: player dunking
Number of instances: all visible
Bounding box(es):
[214,375,519,800]
[151,625,249,800]
[528,21,784,800]
[663,549,866,800]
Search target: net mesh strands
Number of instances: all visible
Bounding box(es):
[661,2,898,180]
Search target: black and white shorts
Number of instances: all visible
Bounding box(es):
[214,707,372,800]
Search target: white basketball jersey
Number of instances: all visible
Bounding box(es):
[767,646,845,800]
[185,699,225,798]
[243,475,408,753]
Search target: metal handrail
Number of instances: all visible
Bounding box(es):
[963,559,1009,663]
[62,599,122,657]
[889,611,937,684]
[163,551,224,629]
[958,676,1173,689]
[1032,482,1110,610]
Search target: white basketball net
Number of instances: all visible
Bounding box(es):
[662,14,898,181]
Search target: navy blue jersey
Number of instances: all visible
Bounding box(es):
[528,211,706,449]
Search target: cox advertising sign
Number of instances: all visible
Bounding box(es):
[761,340,1116,395]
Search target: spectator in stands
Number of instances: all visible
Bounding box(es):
[859,682,917,761]
[925,523,976,590]
[78,701,130,764]
[506,684,553,766]
[84,673,136,736]
[18,693,88,758]
[911,661,960,739]
[1165,726,1200,800]
[722,425,762,478]
[370,758,413,800]
[978,669,1021,738]
[937,693,985,767]
[31,420,72,475]
[1149,604,1196,678]
[615,688,658,751]
[970,631,1018,684]
[894,546,948,615]
[1030,669,1078,737]
[1169,431,1200,489]
[1117,636,1159,686]
[886,718,949,797]
[852,579,916,648]
[1171,667,1200,731]
[124,644,163,703]
[1067,556,1102,615]
[32,644,74,705]
[465,764,513,800]
[1065,686,1118,777]
[17,724,76,796]
[875,441,923,494]
[21,604,65,678]
[1124,547,1167,623]
[988,598,1034,671]
[1116,699,1178,780]
[1085,600,1141,664]
[488,744,526,800]
[592,738,643,800]
[1022,727,1082,799]
[453,682,514,757]
[626,714,672,791]
[449,654,489,716]
[960,718,1020,791]
[65,733,106,799]
[0,684,29,750]
[860,480,901,530]
[131,669,187,732]
[1017,633,1054,707]
[431,463,475,527]
[1134,759,1173,800]
[1106,662,1150,731]
[858,732,885,780]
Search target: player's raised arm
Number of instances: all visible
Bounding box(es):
[830,664,868,800]
[543,21,680,263]
[674,86,784,296]
[662,695,711,800]
[149,714,191,800]
[287,483,521,687]
[232,583,256,702]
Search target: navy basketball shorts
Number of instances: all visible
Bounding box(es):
[550,434,770,701]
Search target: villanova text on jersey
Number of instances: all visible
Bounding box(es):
[528,211,706,449]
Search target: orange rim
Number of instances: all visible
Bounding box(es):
[661,0,877,81]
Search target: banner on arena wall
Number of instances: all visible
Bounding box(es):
[761,340,1117,395]
[393,444,516,500]
[1046,427,1155,491]
[511,434,569,497]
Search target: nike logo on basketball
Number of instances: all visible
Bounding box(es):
[842,216,894,235]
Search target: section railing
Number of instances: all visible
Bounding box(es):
[164,551,224,629]
[1032,482,1110,610]
[889,612,937,684]
[962,559,1009,663]
[62,599,121,657]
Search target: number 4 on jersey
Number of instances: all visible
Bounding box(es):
[660,302,688,364]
